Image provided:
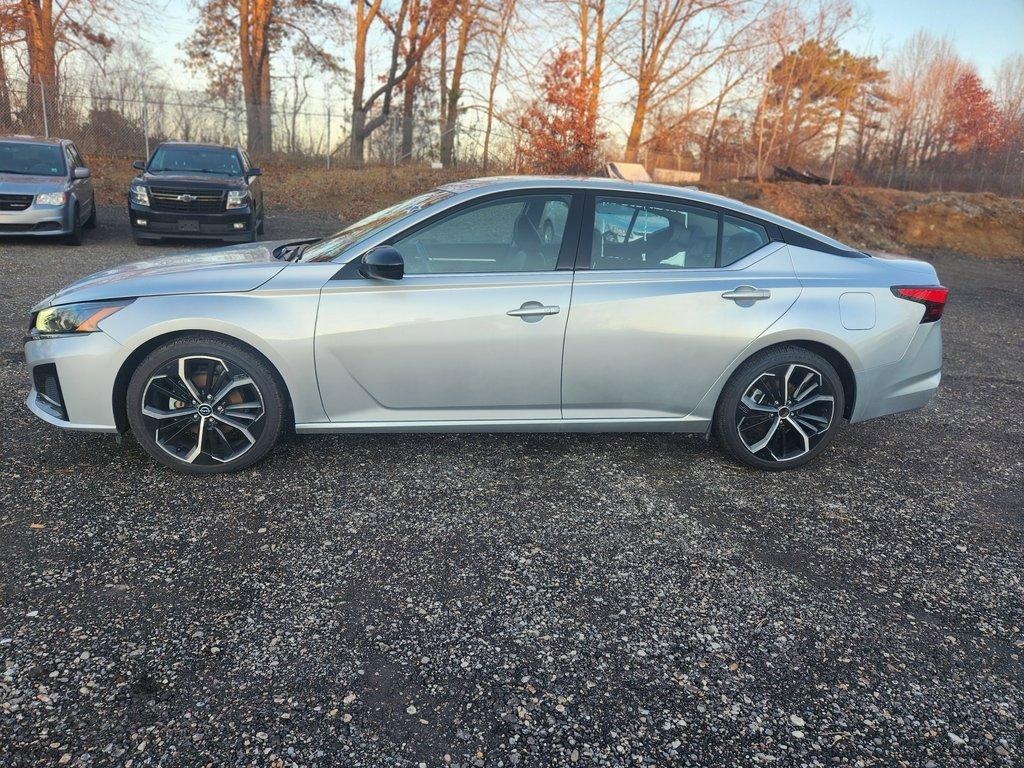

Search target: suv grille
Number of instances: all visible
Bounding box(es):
[0,193,33,211]
[149,187,225,213]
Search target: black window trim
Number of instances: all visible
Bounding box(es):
[576,189,783,271]
[333,188,587,280]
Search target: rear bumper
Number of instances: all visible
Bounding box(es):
[0,205,73,235]
[129,202,255,241]
[24,332,123,432]
[850,321,942,423]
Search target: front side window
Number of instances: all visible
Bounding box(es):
[591,197,719,270]
[392,194,572,274]
[148,146,242,176]
[305,189,455,262]
[0,142,66,176]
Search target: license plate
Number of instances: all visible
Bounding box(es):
[177,219,200,232]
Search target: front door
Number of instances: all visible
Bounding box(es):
[561,194,802,419]
[315,192,581,423]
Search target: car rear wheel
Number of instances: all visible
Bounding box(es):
[714,346,845,471]
[126,336,286,473]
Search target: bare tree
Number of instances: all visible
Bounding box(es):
[618,0,762,163]
[481,0,517,171]
[438,0,485,165]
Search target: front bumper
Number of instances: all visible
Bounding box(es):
[24,332,124,432]
[0,204,72,236]
[128,201,255,241]
[850,321,942,423]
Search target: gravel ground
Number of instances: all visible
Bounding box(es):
[1,206,1021,767]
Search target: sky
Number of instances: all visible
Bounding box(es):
[852,0,1024,78]
[148,0,1024,87]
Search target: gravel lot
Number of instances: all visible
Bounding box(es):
[1,206,1021,767]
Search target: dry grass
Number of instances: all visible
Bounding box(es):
[85,155,1023,260]
[706,181,1024,261]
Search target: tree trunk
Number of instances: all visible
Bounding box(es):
[21,0,58,132]
[624,84,648,163]
[400,60,418,161]
[440,3,471,167]
[239,0,274,157]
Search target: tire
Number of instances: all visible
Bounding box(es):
[126,335,287,474]
[714,345,845,471]
[65,205,83,246]
[83,199,97,229]
[256,210,265,235]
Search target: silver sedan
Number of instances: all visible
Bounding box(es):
[24,177,947,473]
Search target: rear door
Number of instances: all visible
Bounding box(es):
[315,191,583,423]
[561,193,802,419]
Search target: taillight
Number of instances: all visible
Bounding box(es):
[891,285,948,323]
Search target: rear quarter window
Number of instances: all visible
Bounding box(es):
[721,216,770,266]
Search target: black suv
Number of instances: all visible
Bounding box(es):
[128,141,265,244]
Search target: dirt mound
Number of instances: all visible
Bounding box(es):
[705,181,1024,261]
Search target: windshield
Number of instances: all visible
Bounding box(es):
[305,188,456,262]
[148,146,242,175]
[0,142,66,176]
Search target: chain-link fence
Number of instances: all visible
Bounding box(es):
[0,77,520,171]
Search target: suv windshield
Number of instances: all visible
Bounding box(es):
[148,146,242,176]
[0,142,66,176]
[305,188,455,262]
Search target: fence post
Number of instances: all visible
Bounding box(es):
[39,76,49,138]
[326,104,331,170]
[142,95,150,160]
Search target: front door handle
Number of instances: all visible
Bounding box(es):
[507,301,560,322]
[722,285,771,302]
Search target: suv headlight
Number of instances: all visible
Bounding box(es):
[36,191,67,206]
[226,190,249,209]
[32,299,135,336]
[130,185,150,206]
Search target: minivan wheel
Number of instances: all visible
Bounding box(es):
[83,201,97,229]
[126,336,286,473]
[714,346,845,471]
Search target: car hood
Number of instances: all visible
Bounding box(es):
[0,173,67,192]
[139,171,246,190]
[35,240,292,310]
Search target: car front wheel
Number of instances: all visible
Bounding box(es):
[126,336,286,473]
[714,346,845,471]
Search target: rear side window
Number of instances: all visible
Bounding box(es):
[721,215,769,266]
[591,196,718,270]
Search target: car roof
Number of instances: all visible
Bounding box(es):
[438,175,856,254]
[0,134,66,146]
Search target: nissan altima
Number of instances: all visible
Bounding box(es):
[24,177,947,473]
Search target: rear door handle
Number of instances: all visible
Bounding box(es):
[507,301,560,322]
[722,285,771,302]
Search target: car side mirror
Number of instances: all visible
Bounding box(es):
[359,246,404,281]
[246,167,262,177]
[132,160,146,171]
[73,167,91,179]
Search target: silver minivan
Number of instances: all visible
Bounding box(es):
[0,135,97,244]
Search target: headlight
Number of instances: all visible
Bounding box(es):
[130,185,150,206]
[36,191,67,206]
[32,299,135,336]
[226,190,249,209]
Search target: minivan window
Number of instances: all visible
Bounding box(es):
[0,142,67,176]
[148,146,242,176]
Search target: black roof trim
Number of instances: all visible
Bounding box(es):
[778,226,869,258]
